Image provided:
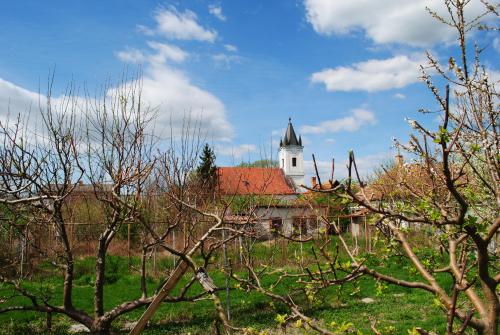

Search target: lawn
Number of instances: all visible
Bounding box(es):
[0,237,454,334]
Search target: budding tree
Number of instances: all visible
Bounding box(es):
[323,1,499,334]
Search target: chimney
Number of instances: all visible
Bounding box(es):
[311,177,317,188]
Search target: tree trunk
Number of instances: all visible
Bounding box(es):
[482,305,498,335]
[94,238,107,317]
[90,322,111,335]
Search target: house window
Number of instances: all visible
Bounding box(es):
[292,157,297,167]
[270,218,282,237]
[281,159,284,168]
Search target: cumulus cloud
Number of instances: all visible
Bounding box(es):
[147,41,189,63]
[116,42,188,65]
[0,79,92,145]
[301,108,376,134]
[113,10,232,141]
[215,143,257,158]
[2,4,233,145]
[304,0,488,47]
[138,63,233,141]
[311,55,424,92]
[224,44,238,52]
[0,78,39,118]
[209,4,226,21]
[1,41,233,144]
[116,48,147,63]
[148,6,217,42]
[0,68,233,143]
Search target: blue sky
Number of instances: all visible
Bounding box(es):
[0,0,498,179]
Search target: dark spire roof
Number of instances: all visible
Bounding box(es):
[282,117,301,147]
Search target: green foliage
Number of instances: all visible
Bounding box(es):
[73,255,130,286]
[329,321,355,334]
[433,126,450,144]
[274,313,287,326]
[375,281,388,297]
[196,143,217,186]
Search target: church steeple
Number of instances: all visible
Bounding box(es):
[279,118,305,192]
[281,117,301,147]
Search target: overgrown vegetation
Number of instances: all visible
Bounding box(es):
[0,237,453,335]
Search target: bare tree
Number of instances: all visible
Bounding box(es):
[0,76,155,334]
[0,77,244,335]
[0,78,89,327]
[310,1,499,334]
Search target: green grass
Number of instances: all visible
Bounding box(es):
[0,237,457,334]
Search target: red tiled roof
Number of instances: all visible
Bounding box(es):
[217,167,296,195]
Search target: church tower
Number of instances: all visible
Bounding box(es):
[279,118,305,192]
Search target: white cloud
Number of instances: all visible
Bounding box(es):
[2,4,231,143]
[116,48,146,63]
[301,108,376,134]
[224,44,238,52]
[311,55,424,92]
[111,8,231,141]
[393,93,406,99]
[117,42,188,65]
[0,78,40,119]
[216,143,257,158]
[151,6,217,42]
[140,63,233,140]
[0,66,234,144]
[304,0,487,47]
[0,79,90,144]
[209,4,226,21]
[147,41,188,63]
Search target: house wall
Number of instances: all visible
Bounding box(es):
[252,206,324,239]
